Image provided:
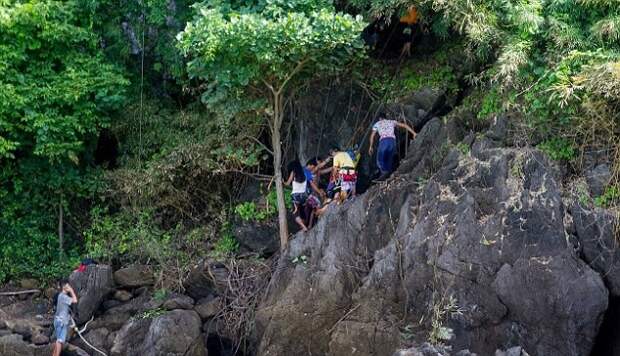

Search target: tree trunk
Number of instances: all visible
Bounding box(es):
[271,91,289,250]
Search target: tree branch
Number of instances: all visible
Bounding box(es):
[276,58,309,95]
[0,289,40,296]
[242,135,273,155]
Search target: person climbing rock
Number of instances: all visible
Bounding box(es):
[330,146,357,203]
[399,6,422,58]
[284,160,310,232]
[368,112,417,180]
[52,279,78,356]
[305,158,326,199]
[302,158,325,228]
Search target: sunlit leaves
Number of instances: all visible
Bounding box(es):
[0,0,128,161]
[591,15,620,44]
[178,1,365,113]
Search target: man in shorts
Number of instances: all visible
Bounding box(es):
[52,279,78,356]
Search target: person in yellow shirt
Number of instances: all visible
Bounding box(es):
[330,147,357,203]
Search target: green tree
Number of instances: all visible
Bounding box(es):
[0,0,128,281]
[178,0,365,249]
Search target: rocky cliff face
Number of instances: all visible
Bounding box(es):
[255,116,617,356]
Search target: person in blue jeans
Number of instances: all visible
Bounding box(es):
[368,113,417,179]
[53,279,78,356]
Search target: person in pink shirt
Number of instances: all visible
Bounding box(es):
[368,112,416,179]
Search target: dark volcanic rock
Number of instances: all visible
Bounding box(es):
[69,264,115,324]
[111,309,205,356]
[255,118,609,356]
[73,327,110,354]
[113,265,154,287]
[162,293,195,310]
[195,295,221,320]
[233,220,279,256]
[586,164,611,197]
[184,261,228,300]
[572,204,620,296]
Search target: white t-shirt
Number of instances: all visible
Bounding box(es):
[372,120,397,140]
[292,180,307,194]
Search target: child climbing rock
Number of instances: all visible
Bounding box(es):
[368,113,416,180]
[285,160,310,232]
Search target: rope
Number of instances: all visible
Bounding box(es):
[70,317,108,356]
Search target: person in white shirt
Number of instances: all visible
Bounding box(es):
[284,160,310,232]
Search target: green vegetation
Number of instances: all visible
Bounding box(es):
[368,41,460,101]
[0,0,127,282]
[134,307,167,320]
[538,138,577,161]
[292,255,308,265]
[477,89,503,121]
[178,0,366,249]
[595,186,620,208]
[2,0,620,284]
[213,232,240,257]
[456,142,470,156]
[235,187,292,222]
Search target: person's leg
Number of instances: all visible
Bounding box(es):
[295,216,308,232]
[303,202,313,227]
[308,209,315,228]
[384,138,396,174]
[376,139,387,175]
[400,41,411,58]
[293,202,308,232]
[52,320,64,356]
[377,138,395,178]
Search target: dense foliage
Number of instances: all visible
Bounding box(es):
[1,0,619,283]
[0,0,128,281]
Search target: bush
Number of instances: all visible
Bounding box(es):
[213,233,240,257]
[539,138,577,161]
[234,186,292,222]
[595,186,620,208]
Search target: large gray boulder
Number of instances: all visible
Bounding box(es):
[69,264,115,324]
[233,219,279,256]
[572,204,620,295]
[111,309,206,356]
[255,119,609,356]
[184,261,228,300]
[113,265,154,287]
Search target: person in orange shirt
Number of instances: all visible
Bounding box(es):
[400,6,420,58]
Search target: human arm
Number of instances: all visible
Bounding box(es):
[318,166,332,175]
[396,122,417,138]
[284,171,294,186]
[64,285,78,304]
[314,156,332,172]
[368,130,377,155]
[309,180,324,198]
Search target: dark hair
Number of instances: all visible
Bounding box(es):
[287,160,306,183]
[329,146,341,154]
[376,112,387,120]
[306,157,318,167]
[59,278,70,288]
